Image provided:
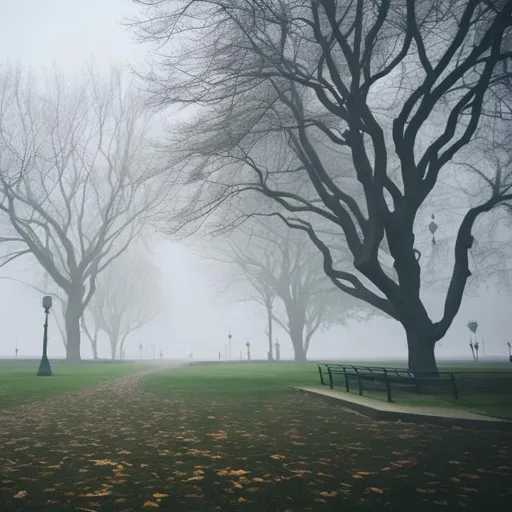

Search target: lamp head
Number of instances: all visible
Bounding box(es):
[42,296,52,311]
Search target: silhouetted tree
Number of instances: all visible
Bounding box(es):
[133,0,512,372]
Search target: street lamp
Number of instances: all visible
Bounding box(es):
[246,341,251,361]
[37,296,53,376]
[228,330,232,361]
[275,339,280,362]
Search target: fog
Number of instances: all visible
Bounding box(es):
[0,0,510,363]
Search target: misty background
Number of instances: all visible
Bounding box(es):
[0,0,509,362]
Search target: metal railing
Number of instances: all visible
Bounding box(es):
[317,363,458,402]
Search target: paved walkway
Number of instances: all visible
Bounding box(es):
[290,386,512,430]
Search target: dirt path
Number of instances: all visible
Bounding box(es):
[0,363,182,424]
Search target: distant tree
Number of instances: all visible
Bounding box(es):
[207,219,376,361]
[132,0,512,372]
[86,246,161,360]
[0,66,164,361]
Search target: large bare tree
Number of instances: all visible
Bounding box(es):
[132,0,512,372]
[87,246,161,360]
[0,66,164,361]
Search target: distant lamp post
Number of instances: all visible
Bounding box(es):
[246,341,251,361]
[228,330,232,361]
[218,351,222,364]
[508,342,512,362]
[275,339,280,362]
[15,341,18,357]
[37,295,53,377]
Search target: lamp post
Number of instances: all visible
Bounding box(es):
[37,296,53,376]
[275,339,280,362]
[267,301,274,362]
[228,330,232,361]
[507,342,511,362]
[246,341,251,361]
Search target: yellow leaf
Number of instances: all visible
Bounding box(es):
[186,476,204,482]
[369,487,384,494]
[238,497,248,503]
[233,481,243,489]
[13,491,28,499]
[270,454,285,460]
[142,501,159,508]
[217,469,249,477]
[253,477,265,482]
[319,491,337,498]
[153,493,169,499]
[91,459,116,467]
[352,475,364,479]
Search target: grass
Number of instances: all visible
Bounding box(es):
[144,363,316,396]
[0,360,151,409]
[0,362,511,511]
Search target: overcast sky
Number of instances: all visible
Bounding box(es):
[0,0,510,362]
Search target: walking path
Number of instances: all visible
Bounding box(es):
[290,385,512,430]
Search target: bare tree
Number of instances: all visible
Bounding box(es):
[206,218,375,361]
[132,0,512,372]
[0,66,165,361]
[87,246,161,360]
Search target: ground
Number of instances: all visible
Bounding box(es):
[0,362,511,511]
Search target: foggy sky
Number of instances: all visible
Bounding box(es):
[0,0,510,362]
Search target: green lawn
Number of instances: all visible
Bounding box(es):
[0,361,151,409]
[144,363,316,396]
[0,362,511,511]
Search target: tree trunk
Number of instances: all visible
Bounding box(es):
[289,318,307,362]
[65,293,82,362]
[111,337,118,360]
[91,336,98,360]
[406,327,438,374]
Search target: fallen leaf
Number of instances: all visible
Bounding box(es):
[153,493,169,498]
[368,487,384,494]
[142,501,159,508]
[238,497,248,503]
[319,491,337,498]
[13,491,28,499]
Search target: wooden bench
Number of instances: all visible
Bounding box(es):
[317,363,458,402]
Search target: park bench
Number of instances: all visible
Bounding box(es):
[317,363,458,402]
